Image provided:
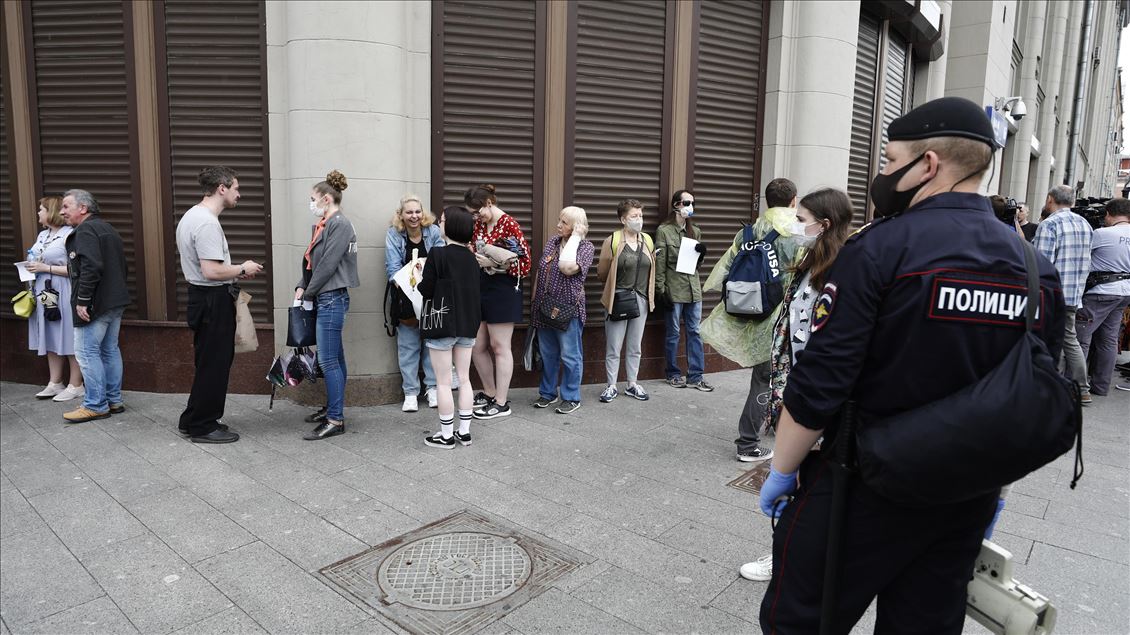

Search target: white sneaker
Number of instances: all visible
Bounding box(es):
[35,382,65,399]
[52,384,85,402]
[402,395,419,412]
[425,387,438,408]
[739,555,773,581]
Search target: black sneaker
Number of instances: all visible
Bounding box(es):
[453,431,472,446]
[304,406,328,423]
[737,447,774,463]
[533,395,560,409]
[424,433,455,449]
[473,391,493,408]
[555,400,581,414]
[687,379,715,392]
[473,400,511,420]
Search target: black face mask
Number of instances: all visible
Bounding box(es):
[870,153,927,218]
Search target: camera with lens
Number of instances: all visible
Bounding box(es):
[989,195,1020,226]
[1070,197,1109,230]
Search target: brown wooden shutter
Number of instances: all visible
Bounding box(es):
[692,0,767,309]
[848,13,881,225]
[435,0,539,319]
[0,78,17,305]
[570,0,667,314]
[30,0,143,319]
[161,0,271,322]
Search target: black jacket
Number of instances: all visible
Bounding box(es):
[65,216,130,325]
[419,244,482,338]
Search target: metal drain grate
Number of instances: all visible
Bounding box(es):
[321,509,592,635]
[727,463,771,494]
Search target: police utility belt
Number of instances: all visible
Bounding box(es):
[853,240,1083,507]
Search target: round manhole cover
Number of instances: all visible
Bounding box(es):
[377,532,532,610]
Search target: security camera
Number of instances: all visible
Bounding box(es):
[995,96,1027,121]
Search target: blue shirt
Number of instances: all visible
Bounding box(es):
[783,192,1065,434]
[1033,209,1093,307]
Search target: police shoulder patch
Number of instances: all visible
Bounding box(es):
[810,282,837,333]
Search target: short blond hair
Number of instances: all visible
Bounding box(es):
[906,137,994,181]
[561,205,588,235]
[391,194,437,231]
[39,196,64,227]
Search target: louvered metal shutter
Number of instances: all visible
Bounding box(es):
[879,31,910,171]
[693,0,766,311]
[848,13,880,225]
[163,0,271,322]
[30,0,142,319]
[437,0,538,319]
[0,78,17,307]
[571,0,667,316]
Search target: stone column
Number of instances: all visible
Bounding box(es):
[1007,0,1047,200]
[759,0,860,202]
[1033,0,1070,204]
[266,1,431,403]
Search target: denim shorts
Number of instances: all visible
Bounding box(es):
[425,336,476,351]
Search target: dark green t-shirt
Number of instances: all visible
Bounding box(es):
[616,242,651,297]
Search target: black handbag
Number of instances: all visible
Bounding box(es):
[538,299,576,331]
[286,304,318,347]
[855,240,1083,506]
[608,241,643,322]
[420,278,457,339]
[39,278,61,322]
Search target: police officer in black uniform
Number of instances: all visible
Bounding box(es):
[757,97,1066,633]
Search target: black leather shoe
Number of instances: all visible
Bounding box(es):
[304,421,344,440]
[179,423,229,437]
[304,406,328,423]
[190,429,240,444]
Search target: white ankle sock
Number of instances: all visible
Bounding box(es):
[458,410,472,435]
[439,415,454,439]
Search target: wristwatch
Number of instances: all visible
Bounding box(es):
[239,264,246,277]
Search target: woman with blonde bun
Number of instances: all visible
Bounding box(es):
[295,170,360,440]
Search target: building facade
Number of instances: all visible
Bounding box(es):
[2,0,1126,397]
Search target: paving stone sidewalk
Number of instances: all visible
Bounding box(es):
[1,366,1127,634]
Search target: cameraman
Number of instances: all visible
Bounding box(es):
[1034,185,1095,404]
[989,195,1023,238]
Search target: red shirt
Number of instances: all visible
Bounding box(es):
[471,213,532,277]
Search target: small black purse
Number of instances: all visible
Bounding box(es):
[39,278,62,322]
[608,241,643,321]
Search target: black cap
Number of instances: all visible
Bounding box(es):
[887,97,997,149]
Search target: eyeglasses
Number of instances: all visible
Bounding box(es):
[676,200,694,207]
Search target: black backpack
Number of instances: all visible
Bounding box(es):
[723,225,784,318]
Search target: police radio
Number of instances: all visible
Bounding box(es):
[966,540,1057,634]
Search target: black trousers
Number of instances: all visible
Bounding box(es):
[760,452,998,635]
[179,284,236,436]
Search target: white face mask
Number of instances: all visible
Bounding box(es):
[679,204,694,217]
[626,217,644,233]
[790,220,821,247]
[310,200,324,218]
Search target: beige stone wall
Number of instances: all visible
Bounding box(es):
[266,1,431,390]
[760,0,860,202]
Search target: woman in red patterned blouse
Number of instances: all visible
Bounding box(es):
[464,184,531,420]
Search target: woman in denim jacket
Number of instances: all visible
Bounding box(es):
[385,194,446,412]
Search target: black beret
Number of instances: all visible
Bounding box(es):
[887,97,997,148]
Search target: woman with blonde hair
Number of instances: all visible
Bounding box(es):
[24,196,84,401]
[532,206,594,414]
[294,170,359,440]
[385,194,445,412]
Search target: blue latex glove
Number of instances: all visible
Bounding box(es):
[984,498,1007,539]
[759,467,799,518]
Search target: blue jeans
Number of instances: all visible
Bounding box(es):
[397,323,436,395]
[316,289,349,421]
[538,319,583,402]
[73,307,123,412]
[664,301,704,382]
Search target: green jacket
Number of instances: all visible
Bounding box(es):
[654,220,703,303]
[701,207,802,366]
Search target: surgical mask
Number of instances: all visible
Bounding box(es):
[680,204,694,217]
[869,153,927,217]
[789,220,818,238]
[310,201,324,218]
[626,217,644,233]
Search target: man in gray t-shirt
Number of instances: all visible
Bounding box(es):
[177,205,232,286]
[1076,199,1130,396]
[175,166,263,444]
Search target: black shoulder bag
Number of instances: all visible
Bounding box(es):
[855,240,1083,506]
[608,237,643,321]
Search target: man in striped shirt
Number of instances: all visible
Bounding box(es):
[1033,184,1094,403]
